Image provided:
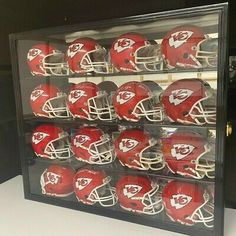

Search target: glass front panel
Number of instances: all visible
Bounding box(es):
[14,8,225,236]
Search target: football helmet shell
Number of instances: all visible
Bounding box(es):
[110,33,162,72]
[161,25,218,69]
[67,82,114,121]
[30,83,70,118]
[114,129,164,171]
[31,124,73,159]
[27,43,69,76]
[161,79,216,125]
[71,126,115,165]
[73,169,117,207]
[40,164,75,197]
[112,81,164,122]
[162,131,214,179]
[66,37,109,74]
[116,175,163,215]
[162,180,214,227]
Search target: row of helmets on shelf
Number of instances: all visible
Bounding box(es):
[30,78,216,125]
[26,25,218,76]
[40,164,214,228]
[32,124,215,180]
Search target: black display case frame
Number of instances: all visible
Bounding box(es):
[9,3,228,236]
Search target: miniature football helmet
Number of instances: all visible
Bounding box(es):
[67,82,115,121]
[30,83,70,118]
[116,175,163,215]
[162,131,214,179]
[66,37,109,74]
[114,129,164,170]
[71,126,115,165]
[110,33,162,72]
[73,169,117,207]
[162,180,214,227]
[161,25,218,68]
[40,165,75,197]
[161,79,216,125]
[32,124,73,159]
[27,43,69,76]
[112,81,164,122]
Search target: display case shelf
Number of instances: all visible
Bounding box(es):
[24,116,216,130]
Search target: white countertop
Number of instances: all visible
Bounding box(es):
[0,176,234,236]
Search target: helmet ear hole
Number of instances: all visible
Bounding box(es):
[124,58,130,64]
[183,53,189,59]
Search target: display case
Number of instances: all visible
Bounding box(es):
[9,3,228,236]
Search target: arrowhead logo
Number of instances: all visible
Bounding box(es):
[73,135,90,147]
[170,194,192,209]
[27,48,42,61]
[30,89,45,101]
[45,172,60,185]
[32,132,49,144]
[114,38,135,53]
[119,138,139,152]
[67,43,84,58]
[169,89,193,106]
[123,184,142,198]
[171,144,195,160]
[75,178,92,190]
[68,89,87,104]
[169,31,194,48]
[116,91,135,105]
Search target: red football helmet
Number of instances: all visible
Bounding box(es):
[71,126,115,164]
[67,82,115,121]
[116,175,163,215]
[113,81,164,122]
[30,83,70,118]
[162,180,214,227]
[114,129,164,170]
[161,79,216,125]
[32,124,73,159]
[110,33,162,72]
[73,169,117,207]
[40,164,75,197]
[27,43,69,76]
[162,131,214,179]
[66,37,109,74]
[161,25,218,69]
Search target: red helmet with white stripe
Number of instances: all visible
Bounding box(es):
[162,131,214,179]
[73,169,117,207]
[114,129,164,170]
[161,79,216,125]
[32,124,73,159]
[30,84,70,118]
[113,81,163,122]
[110,33,162,72]
[161,25,218,68]
[162,180,214,227]
[71,126,115,164]
[66,38,109,74]
[116,175,163,215]
[40,164,75,197]
[27,44,69,76]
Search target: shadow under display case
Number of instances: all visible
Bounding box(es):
[10,3,228,236]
